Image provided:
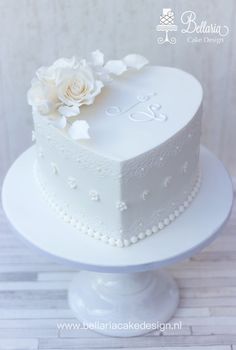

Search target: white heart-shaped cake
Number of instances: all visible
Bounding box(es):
[29,54,202,248]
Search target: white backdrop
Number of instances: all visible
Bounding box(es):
[0,0,236,181]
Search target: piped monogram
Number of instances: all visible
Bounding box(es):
[105,92,168,123]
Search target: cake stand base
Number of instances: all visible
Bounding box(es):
[68,270,179,337]
[2,146,234,338]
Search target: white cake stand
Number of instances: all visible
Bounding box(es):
[1,146,233,337]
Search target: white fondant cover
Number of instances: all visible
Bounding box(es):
[33,66,203,247]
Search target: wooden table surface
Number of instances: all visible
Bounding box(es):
[0,186,235,349]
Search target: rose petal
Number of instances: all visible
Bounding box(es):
[68,120,90,140]
[94,67,113,83]
[91,50,104,66]
[51,116,67,129]
[104,60,127,75]
[52,56,78,70]
[90,80,104,97]
[58,105,80,117]
[37,101,52,115]
[123,54,149,70]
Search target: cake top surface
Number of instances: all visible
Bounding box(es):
[73,66,202,161]
[28,53,202,162]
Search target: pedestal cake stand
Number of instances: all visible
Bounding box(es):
[1,146,233,337]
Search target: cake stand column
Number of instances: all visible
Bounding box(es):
[68,269,179,337]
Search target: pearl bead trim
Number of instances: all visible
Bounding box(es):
[34,162,201,248]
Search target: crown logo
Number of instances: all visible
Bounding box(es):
[156,8,178,44]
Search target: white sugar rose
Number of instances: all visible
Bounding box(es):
[28,57,103,119]
[27,56,104,138]
[56,59,104,118]
[27,51,148,140]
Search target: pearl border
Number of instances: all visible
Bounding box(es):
[34,162,201,248]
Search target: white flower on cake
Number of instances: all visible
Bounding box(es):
[163,176,172,188]
[182,161,189,173]
[32,130,36,142]
[27,51,148,140]
[142,190,150,200]
[67,176,77,189]
[38,147,44,158]
[56,59,104,118]
[51,162,58,175]
[116,201,127,212]
[89,190,100,202]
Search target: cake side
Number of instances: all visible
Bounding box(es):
[33,113,124,242]
[120,108,201,242]
[28,53,203,247]
[33,102,202,247]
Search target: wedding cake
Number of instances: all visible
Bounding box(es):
[28,51,202,247]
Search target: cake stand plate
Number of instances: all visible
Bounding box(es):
[2,146,233,337]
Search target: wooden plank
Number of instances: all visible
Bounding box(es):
[150,325,191,336]
[191,251,236,261]
[170,261,236,270]
[177,278,236,288]
[0,338,38,350]
[38,272,75,281]
[0,308,73,319]
[0,247,35,256]
[77,348,232,350]
[180,297,236,307]
[0,299,68,309]
[0,264,75,273]
[192,325,236,335]
[0,318,78,329]
[0,281,69,291]
[0,272,37,282]
[0,255,53,264]
[62,347,231,350]
[181,287,236,298]
[171,316,236,326]
[0,290,68,309]
[204,242,236,252]
[0,328,57,338]
[210,307,236,316]
[0,290,67,301]
[38,335,236,348]
[175,307,210,317]
[172,269,236,278]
